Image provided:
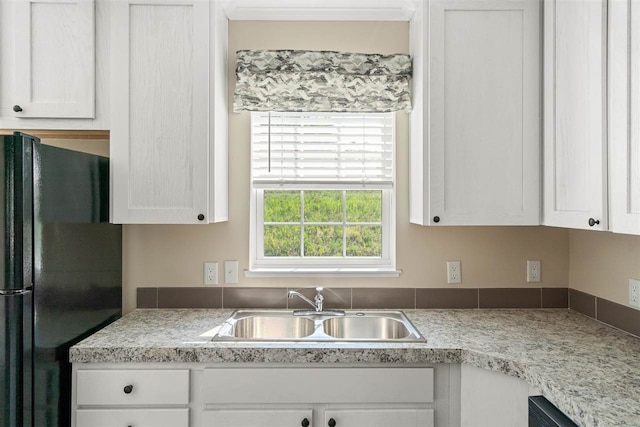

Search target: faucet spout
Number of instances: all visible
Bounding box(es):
[288,287,325,312]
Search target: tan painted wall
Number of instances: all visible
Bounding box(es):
[119,21,570,313]
[569,230,640,307]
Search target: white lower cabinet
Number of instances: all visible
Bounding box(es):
[202,367,436,427]
[72,363,529,427]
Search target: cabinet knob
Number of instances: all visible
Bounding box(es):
[588,218,600,227]
[301,418,310,427]
[328,418,336,427]
[197,214,205,221]
[123,384,133,394]
[13,105,22,112]
[433,216,440,223]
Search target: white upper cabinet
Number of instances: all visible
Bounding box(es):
[410,0,541,226]
[14,0,95,119]
[110,0,228,224]
[0,0,110,129]
[609,0,640,235]
[543,0,608,231]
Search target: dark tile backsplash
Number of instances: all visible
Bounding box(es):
[157,287,222,309]
[596,298,640,337]
[136,287,158,308]
[542,287,569,308]
[416,288,478,309]
[569,289,596,318]
[479,288,542,309]
[352,288,415,309]
[223,287,287,309]
[137,286,568,310]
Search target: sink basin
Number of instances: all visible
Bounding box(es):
[323,316,410,339]
[212,310,425,343]
[233,316,315,339]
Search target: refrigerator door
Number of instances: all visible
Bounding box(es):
[0,133,35,427]
[32,142,121,427]
[0,134,34,293]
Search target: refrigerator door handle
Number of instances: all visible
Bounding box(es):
[0,287,33,296]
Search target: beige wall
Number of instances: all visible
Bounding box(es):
[569,230,640,306]
[120,21,570,313]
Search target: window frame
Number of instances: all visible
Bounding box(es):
[248,112,398,276]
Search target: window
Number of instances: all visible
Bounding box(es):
[249,112,396,275]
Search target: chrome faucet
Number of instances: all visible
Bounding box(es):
[288,287,324,312]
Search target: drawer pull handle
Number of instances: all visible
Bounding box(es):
[433,216,440,223]
[13,105,23,112]
[588,217,600,227]
[328,418,336,427]
[123,384,133,394]
[301,418,310,427]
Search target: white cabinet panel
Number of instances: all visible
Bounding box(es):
[609,0,640,235]
[325,409,434,427]
[543,0,608,230]
[410,0,540,226]
[204,368,434,404]
[460,365,529,427]
[76,409,188,427]
[14,0,95,118]
[203,409,313,427]
[110,0,211,224]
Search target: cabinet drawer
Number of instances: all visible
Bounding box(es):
[203,409,313,427]
[76,369,189,406]
[76,409,188,427]
[204,368,433,404]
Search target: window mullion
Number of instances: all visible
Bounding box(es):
[300,190,305,258]
[342,190,347,257]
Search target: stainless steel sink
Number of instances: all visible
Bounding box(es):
[212,310,426,342]
[323,316,411,339]
[233,316,315,339]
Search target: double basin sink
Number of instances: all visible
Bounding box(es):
[212,310,426,343]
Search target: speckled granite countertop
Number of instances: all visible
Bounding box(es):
[71,309,640,427]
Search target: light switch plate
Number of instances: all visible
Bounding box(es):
[224,260,239,284]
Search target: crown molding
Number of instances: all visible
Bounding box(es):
[221,0,419,21]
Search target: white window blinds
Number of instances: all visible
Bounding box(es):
[251,112,394,189]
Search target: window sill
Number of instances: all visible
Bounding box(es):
[244,268,402,278]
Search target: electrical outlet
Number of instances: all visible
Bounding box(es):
[629,279,640,308]
[224,260,239,284]
[527,260,541,283]
[447,261,461,284]
[204,262,218,285]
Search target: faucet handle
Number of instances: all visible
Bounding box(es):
[315,287,323,292]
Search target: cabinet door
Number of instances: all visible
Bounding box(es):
[543,0,608,230]
[412,0,541,226]
[110,0,209,224]
[203,409,313,427]
[324,409,434,427]
[13,0,95,118]
[609,0,640,235]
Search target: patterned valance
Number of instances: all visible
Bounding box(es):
[233,50,412,113]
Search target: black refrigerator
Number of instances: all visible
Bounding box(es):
[0,132,122,427]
